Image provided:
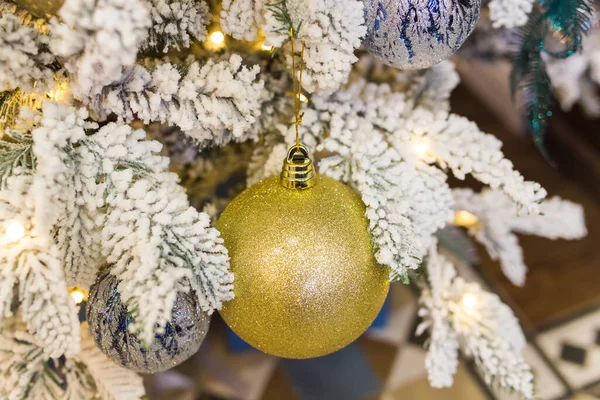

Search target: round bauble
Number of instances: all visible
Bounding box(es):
[362,0,481,69]
[87,268,210,373]
[217,167,389,358]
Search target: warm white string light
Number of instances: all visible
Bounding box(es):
[411,140,429,159]
[69,288,86,304]
[5,220,25,243]
[209,31,225,48]
[462,293,478,311]
[454,210,479,228]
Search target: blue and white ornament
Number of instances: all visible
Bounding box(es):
[87,267,210,374]
[362,0,481,69]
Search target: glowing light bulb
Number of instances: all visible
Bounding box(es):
[298,93,308,103]
[261,43,273,51]
[5,220,25,242]
[412,141,428,158]
[46,80,69,102]
[454,210,479,228]
[462,293,478,310]
[210,31,225,45]
[70,288,86,304]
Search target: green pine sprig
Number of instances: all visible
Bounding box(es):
[265,0,302,57]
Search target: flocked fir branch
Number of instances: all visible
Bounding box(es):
[82,55,268,145]
[287,62,547,283]
[31,102,233,345]
[418,241,534,398]
[0,122,35,188]
[221,0,366,93]
[488,0,535,28]
[0,170,80,358]
[71,323,145,400]
[49,0,151,97]
[142,0,210,53]
[453,188,586,286]
[0,320,65,399]
[0,12,58,94]
[0,320,145,400]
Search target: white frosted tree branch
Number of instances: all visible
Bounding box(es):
[398,109,547,214]
[85,55,267,146]
[418,241,534,398]
[222,0,365,93]
[0,171,80,358]
[0,322,65,400]
[453,188,587,285]
[143,0,210,53]
[220,0,262,41]
[32,103,102,288]
[49,0,150,97]
[0,14,57,93]
[71,323,145,400]
[31,102,233,345]
[488,0,534,28]
[297,74,542,283]
[0,320,145,400]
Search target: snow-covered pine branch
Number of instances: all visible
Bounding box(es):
[403,61,461,112]
[31,102,233,345]
[220,0,262,41]
[31,104,102,288]
[488,0,534,28]
[143,0,210,53]
[0,120,36,188]
[418,241,534,398]
[398,109,547,214]
[0,320,145,400]
[0,171,80,358]
[291,66,544,283]
[453,188,587,286]
[309,89,442,282]
[0,13,57,93]
[49,0,151,97]
[70,323,145,400]
[0,321,65,400]
[84,55,267,146]
[222,0,366,93]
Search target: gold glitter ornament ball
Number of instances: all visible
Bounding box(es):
[218,147,389,359]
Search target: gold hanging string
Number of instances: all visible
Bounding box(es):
[289,27,305,148]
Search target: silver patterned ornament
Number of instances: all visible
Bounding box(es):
[87,268,210,374]
[362,0,481,69]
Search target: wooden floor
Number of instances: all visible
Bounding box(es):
[450,84,600,330]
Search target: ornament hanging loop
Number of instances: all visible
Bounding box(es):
[281,144,316,190]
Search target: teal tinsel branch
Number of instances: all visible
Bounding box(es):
[542,0,593,58]
[510,0,593,155]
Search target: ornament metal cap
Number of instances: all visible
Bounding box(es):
[280,144,316,190]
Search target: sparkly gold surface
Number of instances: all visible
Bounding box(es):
[11,0,64,18]
[218,175,389,359]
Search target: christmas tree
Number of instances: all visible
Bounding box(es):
[0,0,592,398]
